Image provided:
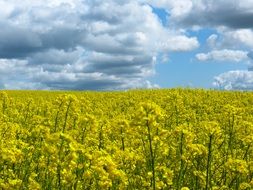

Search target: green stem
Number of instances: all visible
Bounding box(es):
[147,120,155,190]
[120,126,125,151]
[54,101,63,132]
[206,134,213,190]
[63,100,72,133]
[177,132,184,190]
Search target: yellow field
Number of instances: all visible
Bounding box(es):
[1,89,253,190]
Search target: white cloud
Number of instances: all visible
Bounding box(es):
[142,1,253,91]
[196,49,248,62]
[156,35,199,52]
[0,0,199,90]
[144,0,193,18]
[3,0,253,90]
[222,29,253,48]
[213,70,253,90]
[166,0,253,29]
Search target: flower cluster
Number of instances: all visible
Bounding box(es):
[0,89,253,189]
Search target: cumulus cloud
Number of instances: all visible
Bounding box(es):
[168,0,253,29]
[156,35,199,52]
[226,29,253,48]
[213,70,253,90]
[2,0,253,91]
[146,0,253,91]
[213,29,253,49]
[196,49,248,62]
[144,0,193,18]
[145,0,253,30]
[0,0,199,90]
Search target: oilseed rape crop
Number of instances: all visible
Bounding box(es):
[1,89,253,189]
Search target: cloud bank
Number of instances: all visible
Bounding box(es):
[0,0,198,90]
[213,71,253,90]
[1,0,253,91]
[196,49,248,62]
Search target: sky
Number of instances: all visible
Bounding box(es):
[0,0,253,91]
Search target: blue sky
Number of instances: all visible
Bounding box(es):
[0,0,253,90]
[150,6,251,89]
